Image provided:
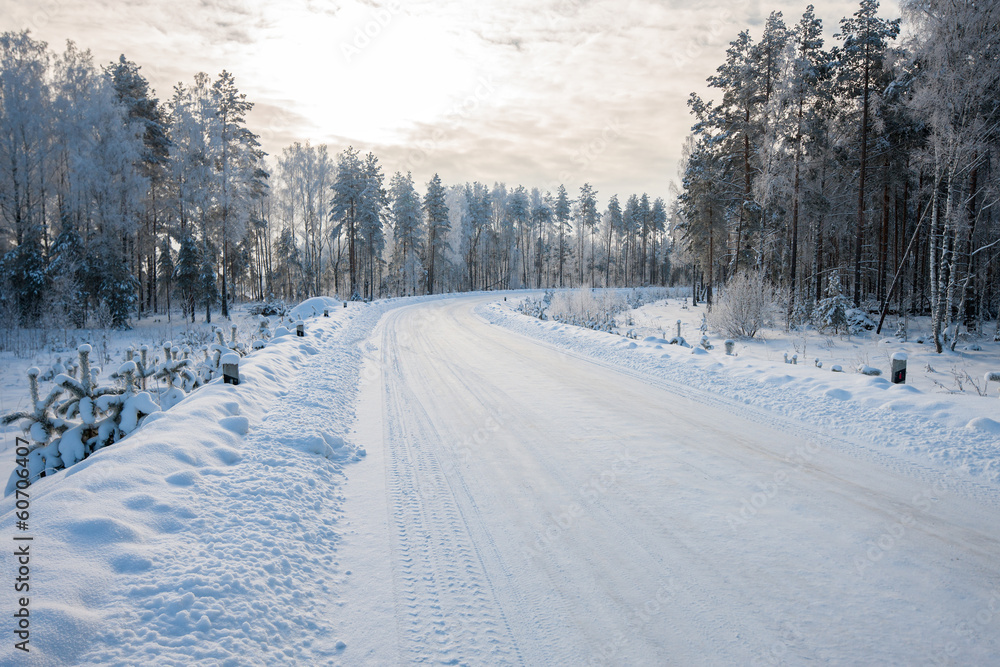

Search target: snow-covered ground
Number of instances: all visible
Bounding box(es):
[2,291,999,665]
[506,290,1000,484]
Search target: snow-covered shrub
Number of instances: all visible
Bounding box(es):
[1,343,167,494]
[857,364,882,376]
[253,316,272,349]
[846,308,876,334]
[248,295,288,317]
[153,342,196,409]
[814,274,851,334]
[1,367,67,480]
[707,270,779,338]
[546,289,627,333]
[516,293,551,319]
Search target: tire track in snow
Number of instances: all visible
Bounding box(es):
[378,308,524,665]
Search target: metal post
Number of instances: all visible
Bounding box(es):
[891,352,907,384]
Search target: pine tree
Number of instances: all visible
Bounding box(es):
[554,184,571,287]
[424,174,450,295]
[604,195,622,287]
[389,171,423,295]
[530,189,551,288]
[0,228,47,325]
[357,152,386,300]
[174,233,201,323]
[578,183,599,286]
[508,186,530,287]
[835,0,900,306]
[199,241,218,323]
[330,146,364,299]
[157,237,175,321]
[210,70,265,318]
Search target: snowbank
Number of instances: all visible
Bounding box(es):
[0,299,381,664]
[484,299,1000,487]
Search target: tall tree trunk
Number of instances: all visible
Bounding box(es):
[853,48,871,307]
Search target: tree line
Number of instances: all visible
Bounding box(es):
[0,30,670,334]
[675,0,1000,352]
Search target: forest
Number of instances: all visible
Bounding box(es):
[677,0,1000,353]
[0,0,997,356]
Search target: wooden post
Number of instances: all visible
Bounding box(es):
[296,321,305,337]
[323,308,330,317]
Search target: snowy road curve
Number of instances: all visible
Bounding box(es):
[339,296,1000,665]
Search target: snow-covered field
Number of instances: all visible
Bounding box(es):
[2,291,999,665]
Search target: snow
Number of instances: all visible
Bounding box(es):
[1,291,999,665]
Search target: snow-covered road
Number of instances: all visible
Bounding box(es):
[341,295,1000,665]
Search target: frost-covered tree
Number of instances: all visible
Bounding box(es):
[357,152,386,300]
[210,70,267,318]
[578,183,599,286]
[835,0,900,306]
[424,173,450,295]
[903,0,1000,351]
[174,232,201,322]
[388,171,423,295]
[330,146,364,299]
[554,184,571,287]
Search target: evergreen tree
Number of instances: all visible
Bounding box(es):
[157,237,175,321]
[554,184,571,287]
[174,233,201,323]
[199,241,218,323]
[210,70,265,317]
[330,146,364,299]
[834,0,900,306]
[424,174,450,295]
[47,224,87,327]
[604,195,622,287]
[0,228,47,325]
[389,171,423,295]
[578,183,599,286]
[357,152,386,300]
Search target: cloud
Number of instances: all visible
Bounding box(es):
[0,0,901,203]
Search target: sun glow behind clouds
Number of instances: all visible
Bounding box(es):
[2,0,902,196]
[249,1,482,145]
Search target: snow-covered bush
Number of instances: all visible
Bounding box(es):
[1,344,158,492]
[846,308,876,333]
[814,274,851,334]
[153,342,197,409]
[1,366,67,480]
[516,293,551,319]
[707,271,779,338]
[545,289,628,333]
[247,295,288,317]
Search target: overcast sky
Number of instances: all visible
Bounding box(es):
[3,0,902,201]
